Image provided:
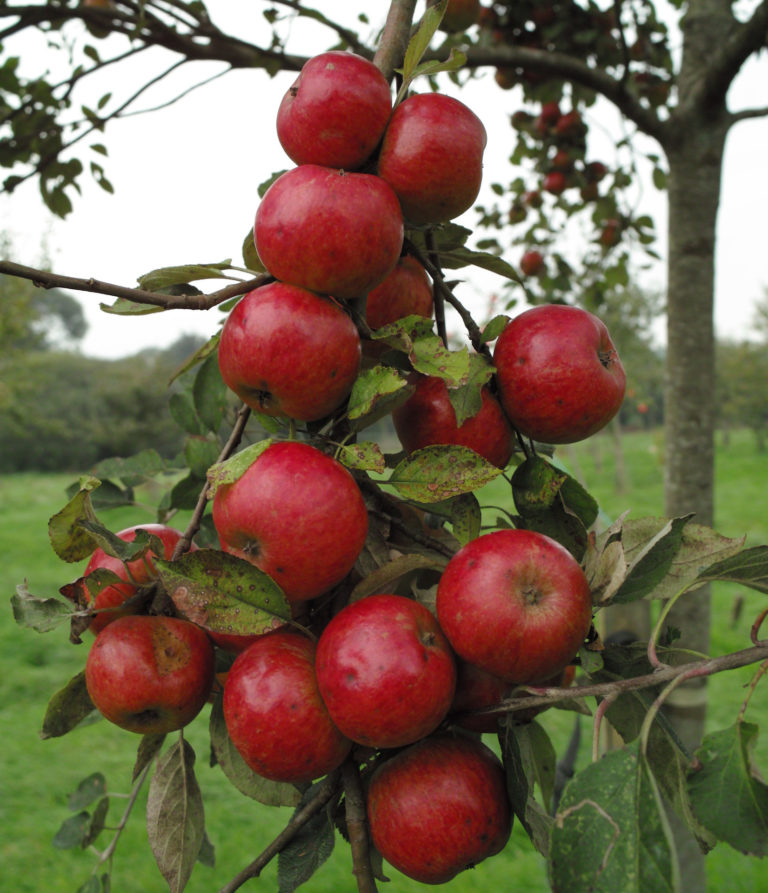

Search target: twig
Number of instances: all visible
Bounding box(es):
[373,0,419,80]
[425,230,448,348]
[94,759,154,870]
[342,759,379,893]
[218,770,342,893]
[0,260,267,310]
[171,403,252,561]
[464,642,768,721]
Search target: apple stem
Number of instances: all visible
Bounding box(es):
[171,403,252,563]
[425,230,448,348]
[342,758,380,893]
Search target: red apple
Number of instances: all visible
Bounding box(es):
[436,528,593,684]
[315,594,456,748]
[585,160,608,182]
[449,660,509,732]
[438,0,481,32]
[551,149,573,171]
[365,256,433,330]
[535,100,561,136]
[207,630,262,654]
[223,630,351,783]
[276,51,392,170]
[212,441,368,602]
[493,303,625,444]
[254,164,403,300]
[599,218,622,247]
[450,661,577,730]
[520,249,544,277]
[391,374,514,468]
[543,170,568,195]
[555,109,583,138]
[218,282,361,421]
[85,614,215,734]
[377,93,487,224]
[494,67,517,90]
[367,734,512,884]
[81,524,193,634]
[524,189,543,208]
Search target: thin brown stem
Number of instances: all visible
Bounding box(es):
[0,260,267,310]
[171,403,252,561]
[463,642,768,722]
[425,230,448,348]
[218,770,342,893]
[342,759,378,893]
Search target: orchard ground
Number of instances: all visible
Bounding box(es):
[1,426,766,892]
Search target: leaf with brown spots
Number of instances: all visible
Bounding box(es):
[156,549,291,638]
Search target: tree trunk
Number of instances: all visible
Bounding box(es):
[661,4,733,884]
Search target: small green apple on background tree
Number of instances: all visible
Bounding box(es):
[7,3,768,893]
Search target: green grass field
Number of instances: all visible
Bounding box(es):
[1,427,766,892]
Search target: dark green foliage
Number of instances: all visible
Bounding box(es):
[0,337,206,472]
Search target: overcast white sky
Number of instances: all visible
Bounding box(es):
[1,2,766,358]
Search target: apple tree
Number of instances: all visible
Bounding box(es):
[4,2,768,892]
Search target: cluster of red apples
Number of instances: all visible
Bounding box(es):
[78,48,627,886]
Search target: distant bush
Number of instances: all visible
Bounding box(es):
[0,342,204,473]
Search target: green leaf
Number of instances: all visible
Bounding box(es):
[209,696,302,806]
[405,47,467,83]
[81,796,110,848]
[610,515,694,604]
[397,0,448,98]
[99,297,166,316]
[134,733,167,783]
[40,670,97,740]
[349,553,448,602]
[184,435,221,479]
[76,520,163,565]
[550,741,679,892]
[585,516,746,606]
[389,444,502,503]
[91,449,167,488]
[589,644,715,853]
[137,261,235,292]
[52,811,90,849]
[511,456,598,560]
[347,365,412,430]
[278,784,336,893]
[156,549,291,638]
[696,544,768,593]
[206,439,273,497]
[499,723,554,856]
[481,314,510,343]
[12,582,75,632]
[371,316,470,385]
[445,353,494,426]
[336,440,387,474]
[169,331,221,385]
[67,773,107,811]
[437,246,519,280]
[146,738,206,893]
[449,492,482,546]
[48,476,102,562]
[688,722,768,856]
[241,227,265,273]
[193,352,230,433]
[170,392,204,435]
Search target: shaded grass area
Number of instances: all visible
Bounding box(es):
[2,429,767,891]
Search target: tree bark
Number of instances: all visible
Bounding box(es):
[660,4,735,886]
